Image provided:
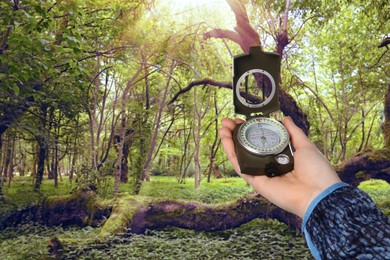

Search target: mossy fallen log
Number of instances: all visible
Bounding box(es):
[125,194,299,235]
[42,190,111,227]
[337,149,390,186]
[38,191,299,240]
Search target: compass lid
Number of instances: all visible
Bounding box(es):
[233,46,281,116]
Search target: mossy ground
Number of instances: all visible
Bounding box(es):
[0,176,389,259]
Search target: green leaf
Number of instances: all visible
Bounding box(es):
[9,84,20,96]
[34,6,46,16]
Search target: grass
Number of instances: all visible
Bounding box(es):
[1,176,252,210]
[1,176,74,213]
[358,179,390,216]
[138,176,253,203]
[1,176,389,216]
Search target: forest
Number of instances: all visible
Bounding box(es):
[0,0,389,259]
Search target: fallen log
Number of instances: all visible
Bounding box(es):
[98,193,299,238]
[337,149,390,186]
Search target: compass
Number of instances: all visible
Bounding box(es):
[232,46,294,177]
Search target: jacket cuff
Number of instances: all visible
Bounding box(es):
[301,182,349,259]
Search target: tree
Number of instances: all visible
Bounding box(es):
[203,0,310,134]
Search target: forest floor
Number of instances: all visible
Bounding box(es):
[0,176,389,259]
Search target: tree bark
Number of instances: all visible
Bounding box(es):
[129,194,299,234]
[193,87,211,188]
[208,90,222,181]
[204,0,261,52]
[120,129,134,183]
[34,136,48,190]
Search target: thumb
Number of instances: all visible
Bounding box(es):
[282,117,313,150]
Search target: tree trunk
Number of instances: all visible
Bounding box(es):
[34,136,48,190]
[34,104,49,190]
[120,129,135,183]
[178,123,192,183]
[113,67,143,194]
[337,149,390,186]
[128,195,299,235]
[5,134,15,187]
[193,87,211,188]
[208,90,222,181]
[54,139,59,188]
[2,134,11,186]
[138,61,174,190]
[382,84,390,147]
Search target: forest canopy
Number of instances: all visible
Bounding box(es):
[0,0,389,194]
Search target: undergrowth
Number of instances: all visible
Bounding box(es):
[0,176,388,259]
[0,219,311,260]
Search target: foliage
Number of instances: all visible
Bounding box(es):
[1,0,388,194]
[283,1,389,164]
[1,0,388,257]
[72,164,112,198]
[0,220,311,260]
[0,224,98,260]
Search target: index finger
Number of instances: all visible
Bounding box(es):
[219,126,240,174]
[221,118,245,131]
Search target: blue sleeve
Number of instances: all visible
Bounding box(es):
[301,182,390,259]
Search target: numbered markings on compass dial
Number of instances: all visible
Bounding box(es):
[238,118,289,155]
[246,125,279,148]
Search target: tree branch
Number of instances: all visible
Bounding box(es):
[203,29,241,46]
[204,0,260,52]
[168,78,232,105]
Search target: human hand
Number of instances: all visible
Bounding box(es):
[219,116,341,218]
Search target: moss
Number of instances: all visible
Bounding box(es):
[355,171,369,181]
[359,179,390,217]
[42,190,102,227]
[358,179,390,191]
[97,193,151,240]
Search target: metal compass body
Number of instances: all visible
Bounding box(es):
[232,46,294,177]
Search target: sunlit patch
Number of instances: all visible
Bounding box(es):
[160,0,228,11]
[157,0,234,28]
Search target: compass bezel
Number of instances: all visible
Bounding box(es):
[235,69,276,109]
[237,117,289,156]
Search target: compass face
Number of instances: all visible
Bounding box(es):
[238,117,289,155]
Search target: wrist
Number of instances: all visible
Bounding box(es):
[302,182,349,224]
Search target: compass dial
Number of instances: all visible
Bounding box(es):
[238,117,289,155]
